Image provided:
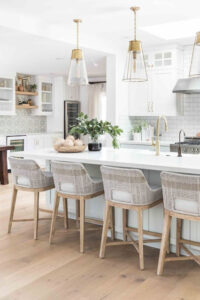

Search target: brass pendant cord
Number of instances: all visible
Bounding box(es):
[134,10,137,41]
[73,19,82,50]
[130,7,139,41]
[76,21,79,49]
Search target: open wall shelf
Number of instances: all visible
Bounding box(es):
[16,91,38,96]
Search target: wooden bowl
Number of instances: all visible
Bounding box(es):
[54,144,86,153]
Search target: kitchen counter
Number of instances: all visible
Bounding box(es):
[12,147,200,253]
[13,147,200,174]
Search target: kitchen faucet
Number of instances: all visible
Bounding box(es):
[152,116,168,156]
[178,129,186,157]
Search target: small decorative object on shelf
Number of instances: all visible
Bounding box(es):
[70,112,123,151]
[18,84,24,92]
[27,99,33,106]
[29,84,37,92]
[54,135,86,153]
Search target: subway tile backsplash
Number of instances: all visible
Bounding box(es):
[0,110,46,135]
[119,95,200,142]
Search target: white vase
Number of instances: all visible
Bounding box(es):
[133,132,142,141]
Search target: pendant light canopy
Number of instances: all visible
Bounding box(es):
[123,7,147,82]
[67,19,88,86]
[189,32,200,78]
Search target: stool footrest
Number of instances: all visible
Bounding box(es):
[12,217,52,222]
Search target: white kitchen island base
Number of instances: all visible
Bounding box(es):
[14,147,200,254]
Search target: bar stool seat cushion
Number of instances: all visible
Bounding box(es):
[174,198,198,215]
[16,171,54,189]
[60,176,103,195]
[111,184,162,205]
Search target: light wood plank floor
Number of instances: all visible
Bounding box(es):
[0,177,200,300]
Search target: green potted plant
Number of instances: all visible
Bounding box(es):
[70,113,123,151]
[131,124,142,141]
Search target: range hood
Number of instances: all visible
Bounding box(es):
[173,77,200,94]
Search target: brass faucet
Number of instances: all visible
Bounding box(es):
[178,129,186,157]
[152,116,168,156]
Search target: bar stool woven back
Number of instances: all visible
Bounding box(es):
[101,166,162,206]
[51,161,103,196]
[9,157,54,189]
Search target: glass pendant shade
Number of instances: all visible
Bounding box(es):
[67,19,88,86]
[67,50,88,86]
[189,32,200,77]
[123,41,147,82]
[123,7,148,82]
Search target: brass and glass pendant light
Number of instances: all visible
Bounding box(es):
[67,19,88,86]
[189,32,200,77]
[123,7,148,82]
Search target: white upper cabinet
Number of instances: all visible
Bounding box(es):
[0,74,16,115]
[128,82,149,115]
[151,69,178,116]
[65,85,79,101]
[33,76,54,116]
[128,47,183,116]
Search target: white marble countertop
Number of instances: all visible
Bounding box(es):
[13,147,200,175]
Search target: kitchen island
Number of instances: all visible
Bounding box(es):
[13,147,200,253]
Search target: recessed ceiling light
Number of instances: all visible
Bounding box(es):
[141,19,200,40]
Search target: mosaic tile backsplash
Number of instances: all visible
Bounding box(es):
[119,95,200,142]
[0,110,46,135]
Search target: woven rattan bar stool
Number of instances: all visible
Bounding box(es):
[8,157,55,239]
[99,166,163,270]
[49,161,114,253]
[157,172,200,275]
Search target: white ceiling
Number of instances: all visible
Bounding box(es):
[0,26,106,76]
[0,0,199,75]
[0,0,199,50]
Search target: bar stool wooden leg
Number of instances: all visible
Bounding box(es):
[122,209,128,241]
[110,206,115,241]
[176,218,182,256]
[34,191,39,240]
[76,200,80,228]
[137,208,144,270]
[99,202,111,258]
[49,192,60,244]
[8,187,18,233]
[63,198,68,229]
[80,197,85,253]
[157,210,172,275]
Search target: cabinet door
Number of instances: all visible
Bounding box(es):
[26,135,44,151]
[128,82,149,116]
[151,69,177,116]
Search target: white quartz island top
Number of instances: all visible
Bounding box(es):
[14,147,200,175]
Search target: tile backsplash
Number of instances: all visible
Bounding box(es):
[0,110,46,135]
[119,95,200,142]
